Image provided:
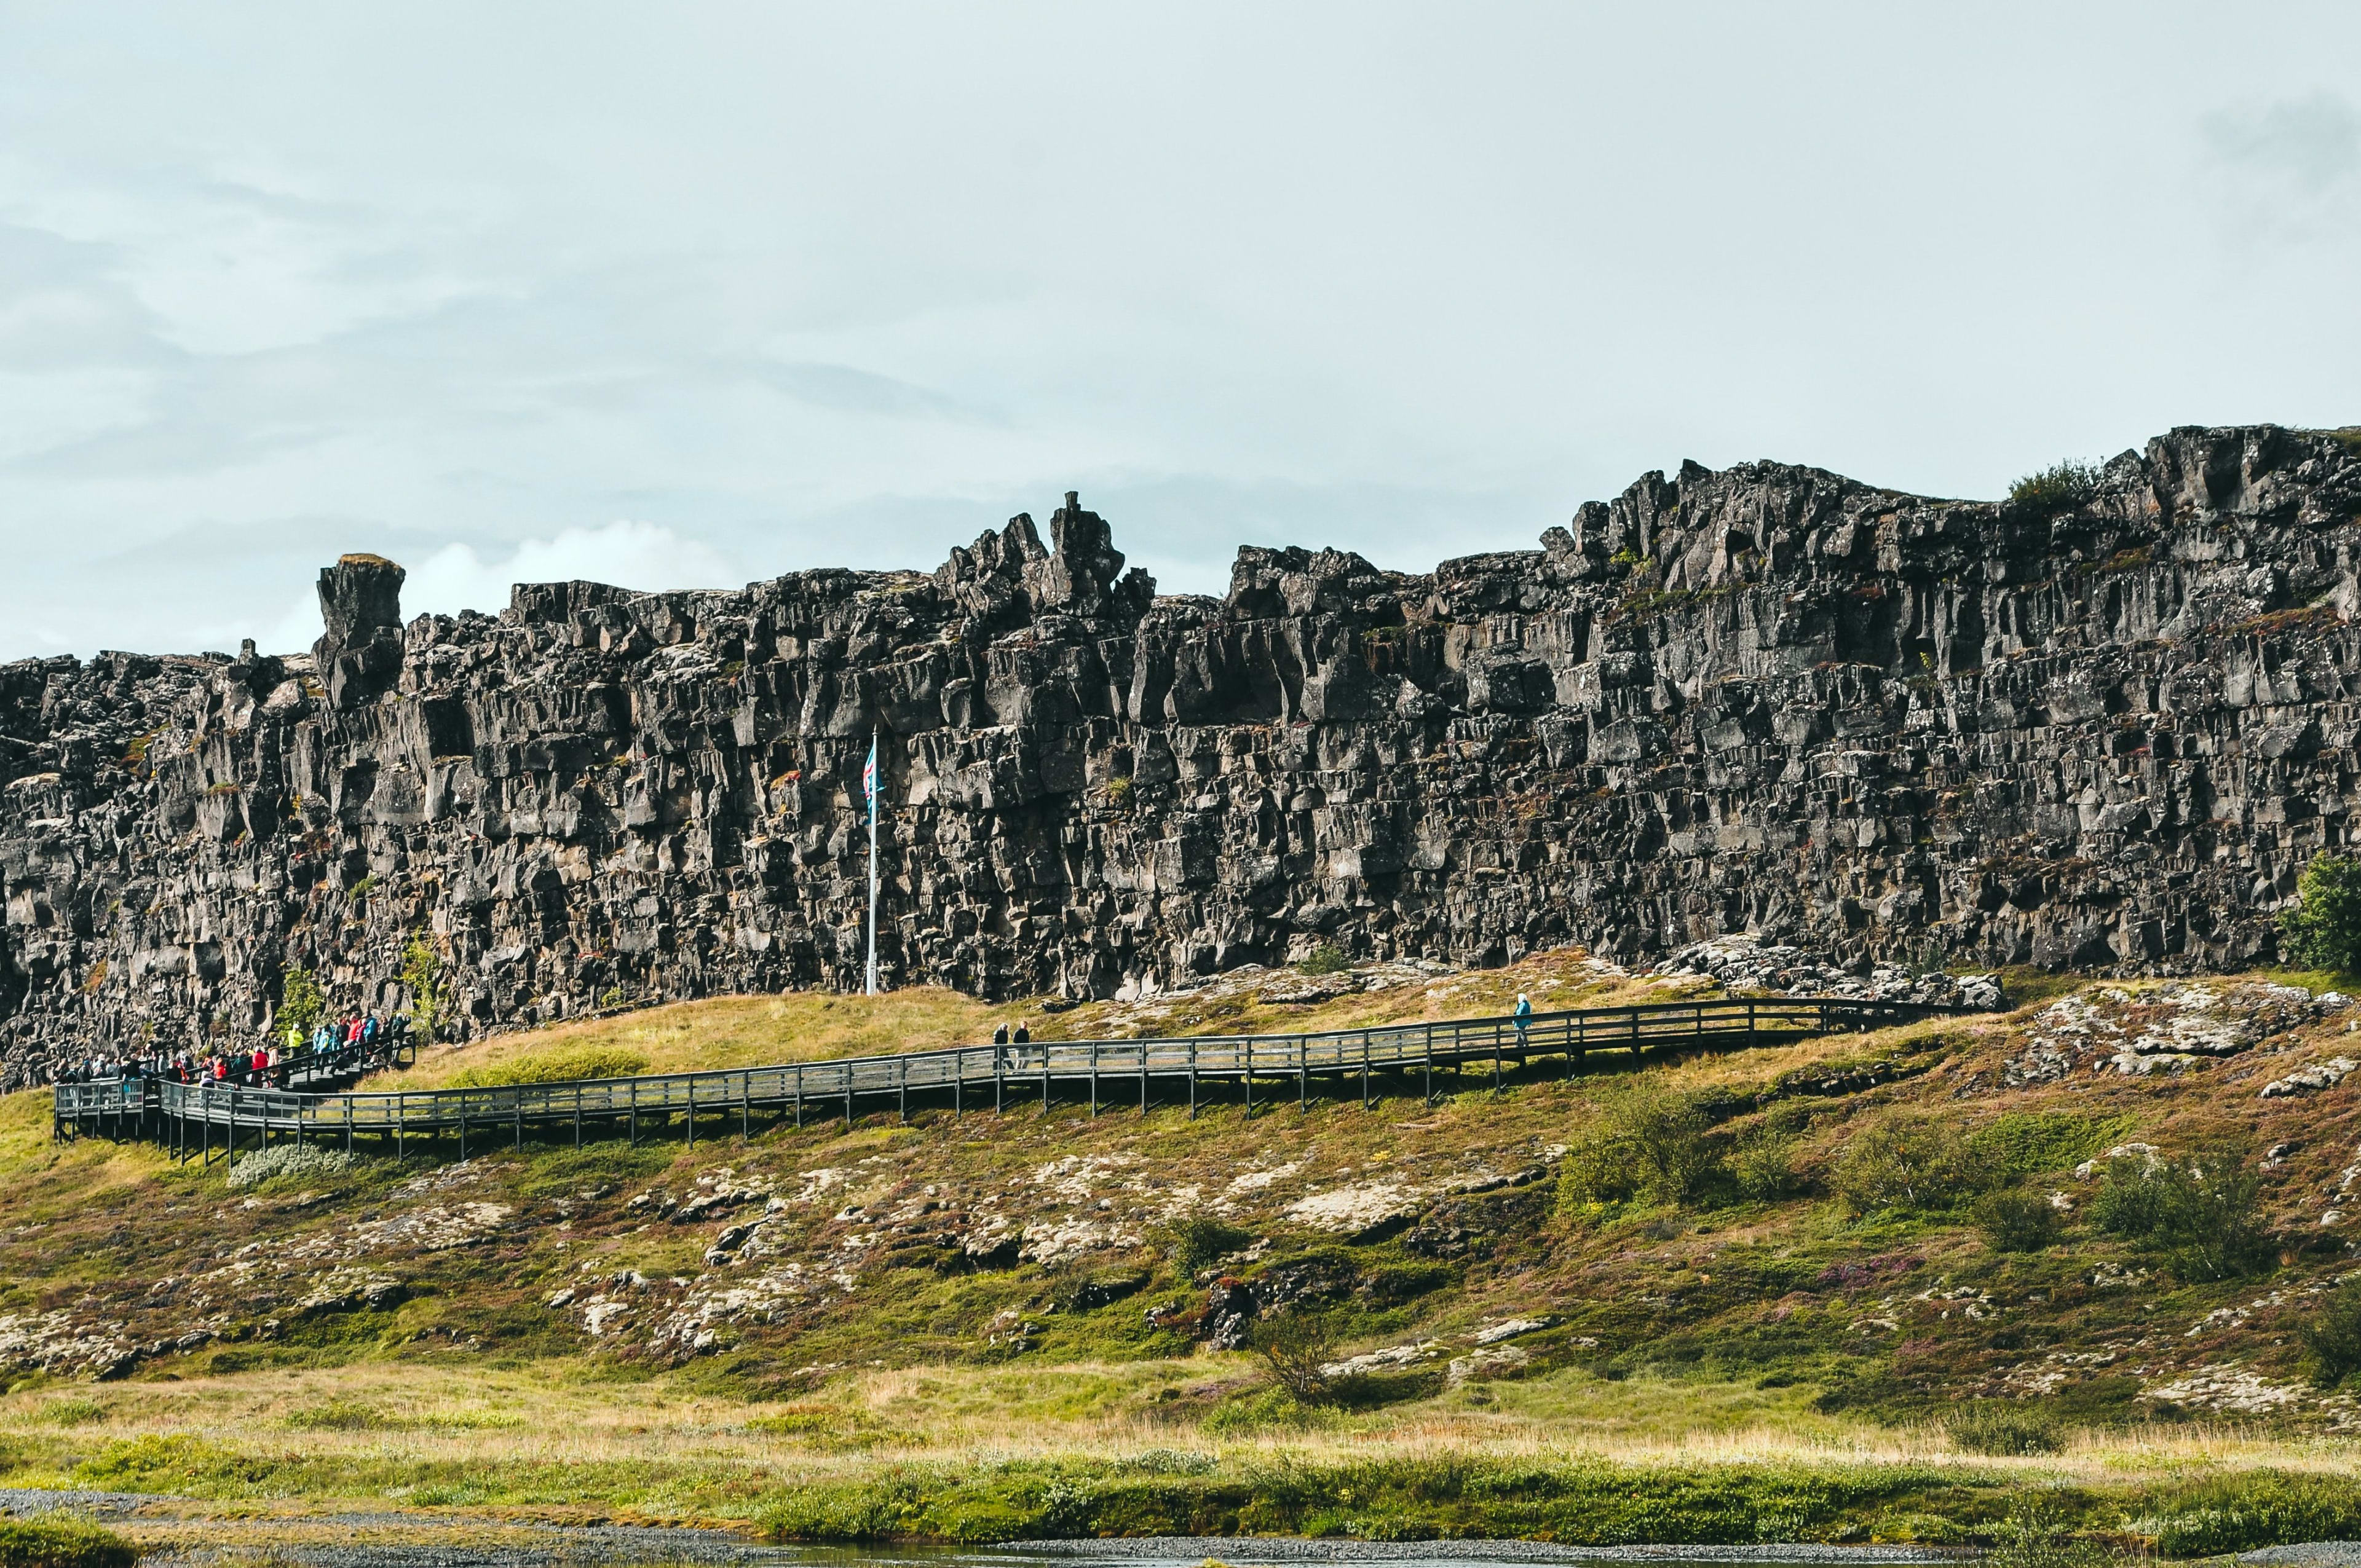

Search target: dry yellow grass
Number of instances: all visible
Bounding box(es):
[378,947,1703,1091]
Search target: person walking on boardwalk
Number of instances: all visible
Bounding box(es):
[1012,1021,1032,1068]
[1513,992,1533,1054]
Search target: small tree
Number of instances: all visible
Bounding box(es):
[1562,1084,1718,1207]
[399,930,445,1042]
[279,964,326,1037]
[2093,1145,2271,1282]
[1834,1113,1978,1215]
[2279,853,2361,974]
[2300,1278,2361,1389]
[1248,1310,1341,1405]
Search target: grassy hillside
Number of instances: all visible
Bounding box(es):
[3,950,2360,1552]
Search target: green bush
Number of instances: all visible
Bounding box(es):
[0,1518,137,1568]
[1728,1129,1795,1202]
[1984,1495,2114,1568]
[1561,1085,1718,1207]
[2300,1277,2361,1389]
[1973,1188,2062,1253]
[1946,1401,2064,1456]
[401,929,446,1042]
[1157,1216,1252,1275]
[2008,460,2102,514]
[1833,1113,1979,1215]
[1296,942,1350,975]
[446,1045,650,1088]
[278,963,326,1036]
[2279,852,2361,974]
[2092,1146,2271,1281]
[2149,1470,2361,1555]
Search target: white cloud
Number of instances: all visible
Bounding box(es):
[221,521,738,656]
[403,521,740,621]
[7,8,2361,661]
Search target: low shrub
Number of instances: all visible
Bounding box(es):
[1296,942,1350,975]
[73,1433,269,1492]
[0,1518,137,1568]
[2008,460,2102,514]
[447,1046,650,1088]
[1974,1188,2062,1253]
[1728,1129,1795,1202]
[1985,1495,2114,1568]
[1946,1401,2065,1455]
[1157,1216,1252,1275]
[2148,1470,2361,1555]
[223,1143,361,1190]
[2300,1277,2361,1389]
[1560,1085,1717,1207]
[1833,1113,1979,1215]
[1248,1309,1343,1405]
[2092,1145,2270,1280]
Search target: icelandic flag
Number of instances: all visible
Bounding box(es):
[862,736,878,818]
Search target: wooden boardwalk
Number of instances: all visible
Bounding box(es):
[52,994,1971,1168]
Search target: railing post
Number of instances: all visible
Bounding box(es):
[1244,1037,1254,1118]
[1187,1039,1197,1119]
[1139,1042,1149,1116]
[1423,1028,1433,1105]
[687,1075,697,1148]
[1089,1041,1099,1117]
[1298,1036,1307,1112]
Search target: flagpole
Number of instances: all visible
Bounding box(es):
[864,725,880,997]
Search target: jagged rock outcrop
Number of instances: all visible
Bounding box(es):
[7,431,2361,1081]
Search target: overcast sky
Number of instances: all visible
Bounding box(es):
[3,2,2357,660]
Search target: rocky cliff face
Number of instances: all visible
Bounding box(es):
[7,433,2361,1081]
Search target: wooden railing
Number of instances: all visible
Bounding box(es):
[52,994,1974,1165]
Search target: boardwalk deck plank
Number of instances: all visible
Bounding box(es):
[54,996,1971,1153]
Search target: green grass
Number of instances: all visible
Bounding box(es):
[0,1519,136,1568]
[5,953,2361,1546]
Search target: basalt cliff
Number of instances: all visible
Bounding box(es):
[6,425,2361,1081]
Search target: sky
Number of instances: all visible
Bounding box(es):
[2,3,2357,660]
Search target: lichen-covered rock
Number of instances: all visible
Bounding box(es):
[10,427,2361,1080]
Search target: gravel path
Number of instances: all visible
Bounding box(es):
[2231,1548,2361,1568]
